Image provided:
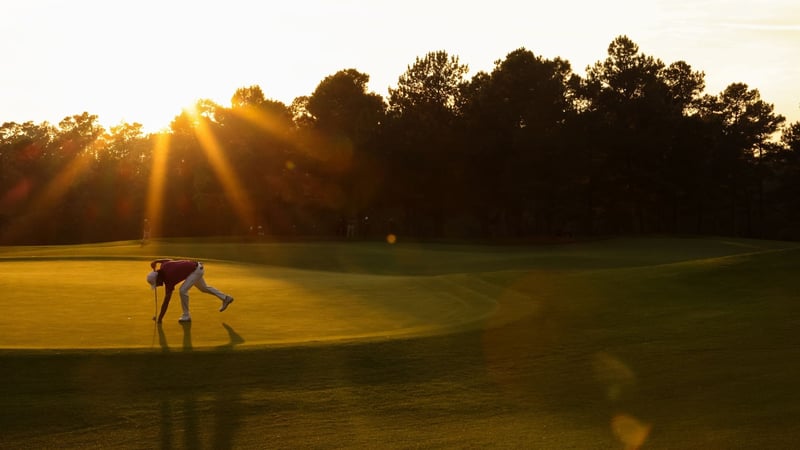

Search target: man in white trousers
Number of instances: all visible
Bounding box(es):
[147,259,234,323]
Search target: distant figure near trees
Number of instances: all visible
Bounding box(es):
[346,217,357,239]
[141,218,151,246]
[246,223,265,241]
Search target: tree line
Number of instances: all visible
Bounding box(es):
[2,36,799,245]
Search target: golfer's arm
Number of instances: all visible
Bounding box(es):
[157,289,173,322]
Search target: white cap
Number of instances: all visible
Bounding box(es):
[146,271,159,289]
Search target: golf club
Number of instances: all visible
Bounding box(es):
[152,286,158,321]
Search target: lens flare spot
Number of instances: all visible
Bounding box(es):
[386,234,397,244]
[593,351,636,400]
[285,160,296,170]
[612,413,651,450]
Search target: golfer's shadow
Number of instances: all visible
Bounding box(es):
[216,323,245,349]
[156,323,246,449]
[157,322,245,352]
[156,322,193,352]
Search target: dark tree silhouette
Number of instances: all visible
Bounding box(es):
[1,36,797,244]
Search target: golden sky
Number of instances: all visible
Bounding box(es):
[1,0,798,132]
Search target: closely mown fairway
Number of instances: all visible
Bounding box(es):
[2,236,800,448]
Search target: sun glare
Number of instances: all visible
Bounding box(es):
[230,105,292,142]
[186,106,257,228]
[144,132,170,239]
[0,147,94,242]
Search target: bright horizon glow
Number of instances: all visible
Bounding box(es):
[1,0,798,133]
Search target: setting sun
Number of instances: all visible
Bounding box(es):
[0,0,797,130]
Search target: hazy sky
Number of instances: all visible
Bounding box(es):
[2,0,798,132]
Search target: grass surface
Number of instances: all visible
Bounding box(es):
[1,236,800,448]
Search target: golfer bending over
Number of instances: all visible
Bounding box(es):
[147,259,234,323]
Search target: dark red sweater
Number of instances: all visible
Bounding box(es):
[158,260,198,293]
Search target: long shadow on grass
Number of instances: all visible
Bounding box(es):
[0,319,586,448]
[153,322,246,449]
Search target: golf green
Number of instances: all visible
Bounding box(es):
[3,237,800,448]
[0,259,533,350]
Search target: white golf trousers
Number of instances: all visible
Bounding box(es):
[179,263,226,315]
